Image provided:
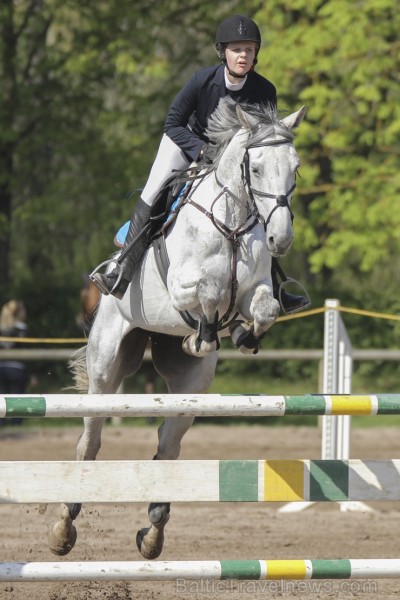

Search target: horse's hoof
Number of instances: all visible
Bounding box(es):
[136,526,164,560]
[182,335,209,357]
[239,345,259,355]
[148,502,170,525]
[49,520,77,556]
[182,335,198,356]
[68,502,82,520]
[229,321,260,355]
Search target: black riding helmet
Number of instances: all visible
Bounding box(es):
[215,15,262,62]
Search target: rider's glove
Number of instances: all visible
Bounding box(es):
[199,143,216,164]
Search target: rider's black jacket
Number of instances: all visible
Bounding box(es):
[164,64,277,163]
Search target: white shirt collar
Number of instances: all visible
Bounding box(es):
[224,68,247,91]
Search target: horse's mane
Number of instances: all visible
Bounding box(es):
[205,97,294,165]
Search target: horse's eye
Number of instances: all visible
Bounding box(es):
[251,167,260,176]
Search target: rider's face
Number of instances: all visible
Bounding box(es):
[224,41,257,79]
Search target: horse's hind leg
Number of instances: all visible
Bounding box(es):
[49,323,150,556]
[49,340,117,556]
[49,416,106,555]
[136,333,218,559]
[135,416,193,560]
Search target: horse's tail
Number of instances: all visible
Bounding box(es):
[68,345,89,393]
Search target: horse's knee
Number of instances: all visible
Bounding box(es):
[249,289,280,336]
[197,278,225,315]
[169,277,199,311]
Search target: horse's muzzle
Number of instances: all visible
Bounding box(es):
[267,233,293,257]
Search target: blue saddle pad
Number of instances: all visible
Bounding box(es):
[114,186,187,247]
[115,221,130,247]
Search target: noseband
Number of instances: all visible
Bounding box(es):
[241,140,295,231]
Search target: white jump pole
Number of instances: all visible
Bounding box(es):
[1,559,400,582]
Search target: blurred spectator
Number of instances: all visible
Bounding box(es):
[76,275,100,332]
[0,300,35,424]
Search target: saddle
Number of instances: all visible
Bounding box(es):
[114,177,188,249]
[112,171,208,330]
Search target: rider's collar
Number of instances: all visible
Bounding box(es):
[224,68,247,90]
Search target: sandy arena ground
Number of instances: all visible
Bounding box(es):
[0,423,400,599]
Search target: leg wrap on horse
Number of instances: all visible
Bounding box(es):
[195,314,220,353]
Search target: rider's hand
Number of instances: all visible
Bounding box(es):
[199,143,216,164]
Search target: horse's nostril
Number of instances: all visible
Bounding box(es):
[268,236,274,246]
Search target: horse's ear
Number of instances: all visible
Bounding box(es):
[281,106,307,130]
[236,105,254,130]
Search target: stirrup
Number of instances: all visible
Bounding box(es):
[89,259,123,296]
[277,277,312,315]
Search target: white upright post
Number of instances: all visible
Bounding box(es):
[321,300,372,512]
[321,299,340,459]
[279,299,342,513]
[280,298,364,514]
[321,299,352,460]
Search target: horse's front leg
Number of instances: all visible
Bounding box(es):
[231,284,280,354]
[136,416,194,559]
[181,278,225,357]
[49,416,106,555]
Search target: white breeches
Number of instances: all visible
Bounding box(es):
[141,134,191,206]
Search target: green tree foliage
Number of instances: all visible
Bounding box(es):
[0,0,253,333]
[254,0,400,383]
[0,0,399,365]
[257,1,400,295]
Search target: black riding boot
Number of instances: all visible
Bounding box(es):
[91,199,152,300]
[271,257,311,314]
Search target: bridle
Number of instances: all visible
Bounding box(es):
[183,135,297,237]
[240,139,295,231]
